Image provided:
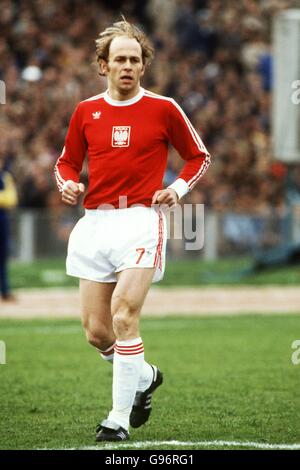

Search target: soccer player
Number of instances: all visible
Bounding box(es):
[54,19,211,442]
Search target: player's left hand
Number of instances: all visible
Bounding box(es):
[152,188,179,209]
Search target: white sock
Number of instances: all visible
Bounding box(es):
[138,361,154,391]
[97,342,154,392]
[107,337,144,430]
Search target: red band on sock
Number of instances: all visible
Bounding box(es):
[115,342,144,356]
[115,342,143,350]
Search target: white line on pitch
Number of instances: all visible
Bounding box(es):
[44,440,300,450]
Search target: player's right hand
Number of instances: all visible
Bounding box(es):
[62,180,85,206]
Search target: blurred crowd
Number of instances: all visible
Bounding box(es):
[1,0,300,224]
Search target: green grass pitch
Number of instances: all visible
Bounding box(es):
[9,257,300,289]
[0,314,299,450]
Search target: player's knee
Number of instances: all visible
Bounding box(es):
[112,312,130,336]
[86,332,113,350]
[111,294,139,317]
[111,295,140,336]
[83,323,110,350]
[112,311,139,337]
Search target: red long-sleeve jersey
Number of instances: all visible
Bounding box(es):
[54,87,211,208]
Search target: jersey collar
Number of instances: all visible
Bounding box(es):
[104,87,144,106]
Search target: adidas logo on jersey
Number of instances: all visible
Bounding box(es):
[112,126,131,147]
[92,111,101,119]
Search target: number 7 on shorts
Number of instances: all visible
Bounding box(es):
[135,248,145,264]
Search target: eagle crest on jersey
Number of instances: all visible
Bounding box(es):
[112,126,131,147]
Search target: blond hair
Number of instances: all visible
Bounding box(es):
[95,19,154,68]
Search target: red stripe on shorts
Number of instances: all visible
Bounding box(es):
[154,210,163,270]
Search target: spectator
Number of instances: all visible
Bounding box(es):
[0,155,18,301]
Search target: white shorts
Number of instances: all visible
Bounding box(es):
[66,206,167,283]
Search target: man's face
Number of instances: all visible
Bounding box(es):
[102,36,145,96]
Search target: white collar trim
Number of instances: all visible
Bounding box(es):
[104,87,144,106]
